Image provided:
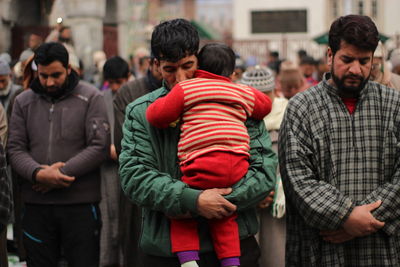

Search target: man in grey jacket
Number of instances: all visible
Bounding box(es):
[7,42,110,267]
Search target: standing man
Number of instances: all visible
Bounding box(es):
[0,59,22,113]
[119,18,276,267]
[279,15,400,266]
[113,55,162,267]
[7,42,110,266]
[99,55,131,267]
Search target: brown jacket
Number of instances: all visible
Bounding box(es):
[7,77,110,204]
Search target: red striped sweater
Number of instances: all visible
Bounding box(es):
[146,70,272,164]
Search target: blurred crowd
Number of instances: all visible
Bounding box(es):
[1,14,400,267]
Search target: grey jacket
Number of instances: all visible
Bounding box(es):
[7,79,110,204]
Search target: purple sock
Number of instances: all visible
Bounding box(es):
[221,257,240,267]
[176,251,200,264]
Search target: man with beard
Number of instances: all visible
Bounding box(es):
[7,42,110,266]
[279,14,400,266]
[119,18,276,267]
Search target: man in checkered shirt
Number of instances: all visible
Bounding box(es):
[279,14,400,266]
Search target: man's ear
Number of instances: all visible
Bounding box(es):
[327,47,333,67]
[154,58,161,69]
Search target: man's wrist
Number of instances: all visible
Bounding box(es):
[181,188,201,214]
[32,167,43,184]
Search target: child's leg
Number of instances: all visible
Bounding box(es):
[208,213,241,266]
[170,218,200,264]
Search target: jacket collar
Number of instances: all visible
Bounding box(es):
[194,69,231,82]
[30,70,79,102]
[146,69,163,92]
[322,72,373,100]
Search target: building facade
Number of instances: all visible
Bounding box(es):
[232,0,400,65]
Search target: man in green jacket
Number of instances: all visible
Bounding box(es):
[119,18,277,267]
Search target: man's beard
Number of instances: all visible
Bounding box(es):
[45,78,69,98]
[331,65,369,97]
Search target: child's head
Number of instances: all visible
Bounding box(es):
[198,43,235,78]
[103,56,130,92]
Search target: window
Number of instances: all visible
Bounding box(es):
[371,0,378,16]
[358,0,364,15]
[332,0,339,18]
[251,10,307,33]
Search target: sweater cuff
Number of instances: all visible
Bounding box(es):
[180,188,201,214]
[31,167,43,184]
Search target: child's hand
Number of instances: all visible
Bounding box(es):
[169,118,180,128]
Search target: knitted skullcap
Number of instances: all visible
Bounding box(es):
[0,60,11,75]
[240,65,275,92]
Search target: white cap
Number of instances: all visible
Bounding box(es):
[240,65,275,92]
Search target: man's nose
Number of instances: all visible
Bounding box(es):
[46,78,55,87]
[176,69,188,84]
[348,61,362,75]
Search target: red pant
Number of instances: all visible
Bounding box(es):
[171,151,249,259]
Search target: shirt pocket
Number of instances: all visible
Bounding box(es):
[61,107,86,141]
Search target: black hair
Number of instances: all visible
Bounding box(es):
[297,49,307,57]
[270,51,279,58]
[329,15,379,55]
[34,42,69,68]
[197,43,235,78]
[103,56,130,80]
[300,56,316,66]
[151,18,199,62]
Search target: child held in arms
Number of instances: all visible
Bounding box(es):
[146,43,272,267]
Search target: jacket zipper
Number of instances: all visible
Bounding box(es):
[47,103,55,164]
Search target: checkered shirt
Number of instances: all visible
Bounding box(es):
[279,74,400,266]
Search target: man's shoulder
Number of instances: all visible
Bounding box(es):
[368,81,400,102]
[15,89,37,105]
[119,77,150,95]
[114,77,153,106]
[71,80,103,102]
[126,86,167,115]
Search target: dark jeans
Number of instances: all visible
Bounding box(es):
[141,236,261,267]
[22,203,101,267]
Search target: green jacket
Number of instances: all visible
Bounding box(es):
[119,86,277,257]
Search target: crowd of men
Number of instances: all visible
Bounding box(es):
[1,13,400,267]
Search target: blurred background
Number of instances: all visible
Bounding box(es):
[0,0,399,72]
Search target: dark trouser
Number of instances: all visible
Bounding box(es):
[141,236,260,267]
[22,203,101,267]
[0,225,7,267]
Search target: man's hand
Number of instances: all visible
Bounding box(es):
[197,188,237,219]
[35,162,75,188]
[342,200,385,237]
[32,184,53,194]
[320,228,354,243]
[258,191,274,209]
[110,144,118,161]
